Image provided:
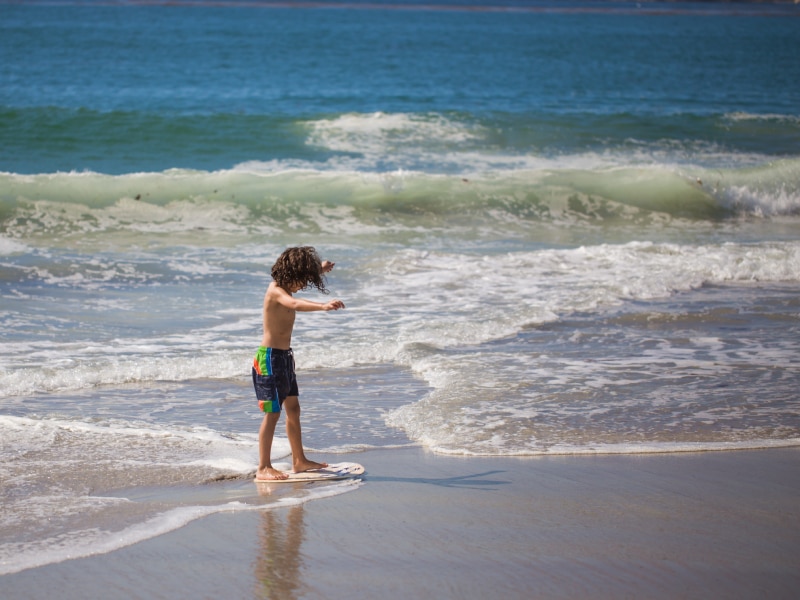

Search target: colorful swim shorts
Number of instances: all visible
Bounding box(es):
[252,347,298,413]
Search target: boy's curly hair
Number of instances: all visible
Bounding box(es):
[271,246,328,293]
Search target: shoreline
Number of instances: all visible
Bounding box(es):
[3,445,799,599]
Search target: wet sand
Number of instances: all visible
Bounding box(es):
[3,446,799,599]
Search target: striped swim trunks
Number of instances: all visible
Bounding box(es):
[252,347,298,413]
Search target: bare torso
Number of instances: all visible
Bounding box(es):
[261,282,296,349]
[259,271,345,350]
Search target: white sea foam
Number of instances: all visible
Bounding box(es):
[724,112,800,124]
[3,154,798,245]
[0,235,28,255]
[0,479,361,576]
[0,413,316,575]
[232,144,777,179]
[0,415,264,472]
[4,240,797,399]
[386,324,800,455]
[304,112,484,155]
[721,183,800,217]
[426,437,800,457]
[0,349,254,397]
[0,415,269,499]
[374,243,800,455]
[350,241,800,353]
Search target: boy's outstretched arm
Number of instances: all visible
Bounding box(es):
[269,282,345,312]
[294,296,344,311]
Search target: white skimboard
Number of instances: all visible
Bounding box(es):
[254,462,364,484]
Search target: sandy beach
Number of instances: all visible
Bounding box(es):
[3,446,799,599]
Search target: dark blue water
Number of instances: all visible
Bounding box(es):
[1,1,798,173]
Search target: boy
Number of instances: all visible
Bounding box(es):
[252,246,345,481]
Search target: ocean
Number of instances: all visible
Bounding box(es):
[1,0,799,576]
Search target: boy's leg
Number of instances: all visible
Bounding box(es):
[283,395,328,473]
[257,412,288,480]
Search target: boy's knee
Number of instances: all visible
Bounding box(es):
[261,411,281,427]
[283,396,300,416]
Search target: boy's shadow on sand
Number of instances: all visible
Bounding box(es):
[363,470,510,491]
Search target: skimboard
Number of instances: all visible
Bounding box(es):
[254,462,364,484]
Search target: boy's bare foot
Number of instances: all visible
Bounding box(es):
[256,466,289,481]
[292,459,328,473]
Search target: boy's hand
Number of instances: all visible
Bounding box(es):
[323,299,345,311]
[321,260,335,273]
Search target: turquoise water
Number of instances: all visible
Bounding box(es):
[1,0,800,575]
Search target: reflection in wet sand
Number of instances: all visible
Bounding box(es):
[254,484,307,600]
